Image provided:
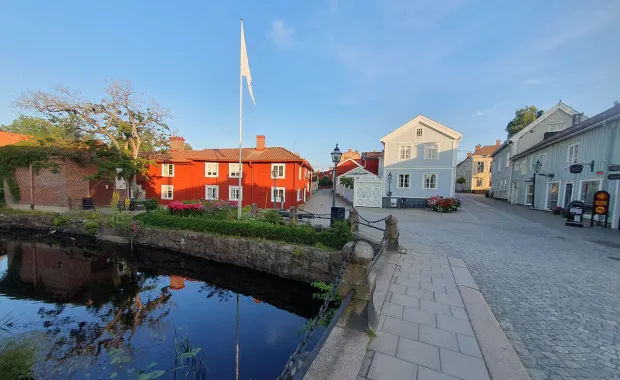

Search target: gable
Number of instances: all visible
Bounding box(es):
[337,166,375,178]
[510,102,581,142]
[381,115,462,143]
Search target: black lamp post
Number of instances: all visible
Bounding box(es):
[271,167,278,209]
[531,159,554,211]
[330,143,342,208]
[387,172,393,197]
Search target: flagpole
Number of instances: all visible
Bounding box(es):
[238,18,244,220]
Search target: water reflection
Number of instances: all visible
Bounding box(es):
[0,231,321,379]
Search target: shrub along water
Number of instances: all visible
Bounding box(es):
[134,212,353,250]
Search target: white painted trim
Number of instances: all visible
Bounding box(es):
[161,185,174,200]
[544,181,561,210]
[397,173,411,189]
[270,163,286,179]
[271,186,286,202]
[336,157,364,168]
[229,185,241,201]
[383,166,454,170]
[560,182,574,209]
[336,165,375,178]
[380,114,463,142]
[566,142,580,167]
[162,164,174,177]
[423,143,439,160]
[205,162,218,178]
[510,102,581,141]
[205,185,218,200]
[524,183,533,205]
[398,144,413,161]
[423,173,438,190]
[229,163,241,178]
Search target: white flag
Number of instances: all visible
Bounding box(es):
[241,21,256,105]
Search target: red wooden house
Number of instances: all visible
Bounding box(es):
[142,135,313,209]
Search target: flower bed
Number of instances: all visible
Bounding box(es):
[426,196,461,213]
[168,200,239,218]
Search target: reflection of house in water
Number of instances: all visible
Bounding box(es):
[169,275,185,290]
[1,240,127,302]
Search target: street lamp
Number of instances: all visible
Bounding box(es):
[531,159,554,211]
[330,143,342,208]
[387,172,393,197]
[271,167,278,209]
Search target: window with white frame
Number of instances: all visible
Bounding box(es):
[205,185,218,200]
[398,174,410,188]
[505,152,510,167]
[525,184,533,205]
[229,186,240,201]
[297,189,302,201]
[162,164,174,177]
[580,180,600,215]
[476,162,484,173]
[205,162,218,177]
[513,160,519,172]
[546,182,559,209]
[416,128,423,138]
[521,160,527,175]
[271,187,285,202]
[229,163,241,178]
[476,178,483,187]
[398,145,412,161]
[424,174,437,189]
[567,143,579,166]
[298,166,302,180]
[548,123,564,132]
[540,152,548,171]
[161,185,174,200]
[498,157,501,171]
[271,163,285,178]
[424,144,438,160]
[502,179,507,190]
[530,156,533,170]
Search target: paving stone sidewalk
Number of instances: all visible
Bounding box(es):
[358,250,490,380]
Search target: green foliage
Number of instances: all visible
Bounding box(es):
[319,176,333,187]
[184,142,193,150]
[109,212,132,230]
[260,209,283,225]
[84,221,99,235]
[110,192,120,209]
[0,115,81,140]
[52,213,70,226]
[134,213,353,249]
[365,328,377,339]
[143,198,159,211]
[309,281,341,328]
[292,247,303,257]
[0,335,38,380]
[340,176,354,188]
[456,177,466,185]
[506,106,542,137]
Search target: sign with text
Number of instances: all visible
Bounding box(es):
[569,164,583,174]
[609,165,620,172]
[592,191,609,216]
[608,174,620,181]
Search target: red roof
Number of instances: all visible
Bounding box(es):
[0,131,30,146]
[472,145,499,156]
[156,147,313,170]
[362,151,384,159]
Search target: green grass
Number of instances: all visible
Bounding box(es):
[0,335,38,380]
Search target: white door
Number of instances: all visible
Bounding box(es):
[354,179,382,208]
[511,182,518,204]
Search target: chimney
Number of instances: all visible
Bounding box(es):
[467,153,472,158]
[496,139,501,147]
[170,136,185,151]
[347,148,352,152]
[475,144,481,151]
[256,135,266,151]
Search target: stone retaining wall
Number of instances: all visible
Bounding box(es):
[0,213,342,283]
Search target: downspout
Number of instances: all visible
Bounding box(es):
[248,161,254,206]
[29,163,34,210]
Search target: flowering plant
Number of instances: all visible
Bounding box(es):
[167,201,206,216]
[426,196,460,213]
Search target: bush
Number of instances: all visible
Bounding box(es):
[110,191,120,209]
[84,221,99,235]
[133,213,353,249]
[52,213,70,226]
[426,196,460,213]
[109,212,132,230]
[167,201,205,216]
[143,198,159,212]
[260,209,283,225]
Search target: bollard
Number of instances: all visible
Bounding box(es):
[348,208,359,232]
[385,215,399,251]
[337,240,377,326]
[289,206,298,226]
[251,203,258,215]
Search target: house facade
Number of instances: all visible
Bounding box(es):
[456,141,501,193]
[142,135,313,209]
[491,102,582,202]
[510,104,620,228]
[380,115,462,207]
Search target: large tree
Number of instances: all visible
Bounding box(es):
[0,115,82,140]
[505,106,542,137]
[17,81,170,159]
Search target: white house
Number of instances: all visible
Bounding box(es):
[380,115,462,207]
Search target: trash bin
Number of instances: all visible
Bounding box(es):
[331,206,345,226]
[565,200,584,227]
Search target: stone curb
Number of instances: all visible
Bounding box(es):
[456,268,531,380]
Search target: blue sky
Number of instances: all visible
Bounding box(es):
[1,0,618,170]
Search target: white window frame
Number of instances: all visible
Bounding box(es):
[298,166,302,180]
[505,152,510,168]
[579,179,602,216]
[205,162,218,178]
[229,163,241,178]
[415,127,423,138]
[476,162,484,174]
[513,160,520,172]
[530,155,533,170]
[498,157,501,172]
[162,164,174,177]
[521,159,527,175]
[161,185,174,200]
[271,163,286,179]
[562,182,574,209]
[545,181,560,210]
[229,186,240,201]
[205,185,218,200]
[424,143,439,160]
[271,187,286,202]
[566,143,580,166]
[539,152,548,171]
[397,174,410,188]
[524,183,533,205]
[423,173,437,189]
[297,188,302,201]
[398,145,412,161]
[475,178,483,187]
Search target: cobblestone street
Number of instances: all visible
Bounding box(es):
[306,190,620,379]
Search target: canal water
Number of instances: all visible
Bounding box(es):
[0,231,323,379]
